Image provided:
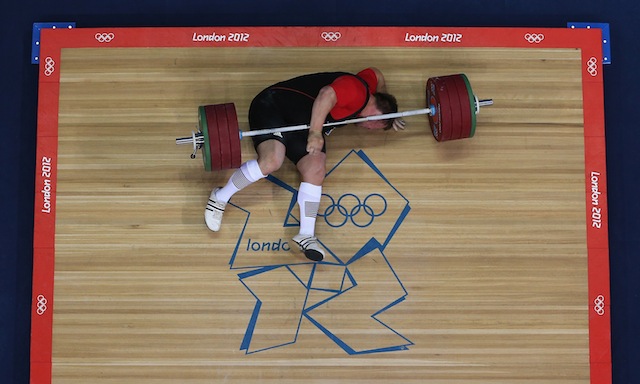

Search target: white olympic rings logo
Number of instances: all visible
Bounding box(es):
[43,57,56,77]
[321,32,342,42]
[95,32,115,43]
[36,294,48,315]
[593,294,605,316]
[587,57,599,77]
[524,33,545,44]
[319,193,387,228]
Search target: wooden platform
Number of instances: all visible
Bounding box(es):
[32,27,610,383]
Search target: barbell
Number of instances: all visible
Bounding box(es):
[176,73,492,171]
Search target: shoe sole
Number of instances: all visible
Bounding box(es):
[303,249,324,262]
[293,238,325,262]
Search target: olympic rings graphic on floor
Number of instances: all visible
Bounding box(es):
[321,32,341,42]
[319,193,387,228]
[43,57,55,77]
[587,57,599,77]
[593,294,605,316]
[524,33,545,44]
[95,32,115,43]
[36,294,48,315]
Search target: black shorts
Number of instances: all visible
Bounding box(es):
[248,88,327,164]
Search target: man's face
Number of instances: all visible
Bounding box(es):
[357,119,388,130]
[356,104,387,130]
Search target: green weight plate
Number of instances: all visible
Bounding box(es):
[198,106,212,172]
[460,74,477,138]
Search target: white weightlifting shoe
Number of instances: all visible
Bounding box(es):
[292,233,325,262]
[204,188,226,232]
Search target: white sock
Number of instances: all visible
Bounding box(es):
[297,182,322,236]
[215,160,266,203]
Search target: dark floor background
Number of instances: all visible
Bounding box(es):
[2,1,639,383]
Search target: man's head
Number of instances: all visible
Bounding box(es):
[357,92,398,130]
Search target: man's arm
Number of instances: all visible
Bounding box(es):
[306,85,337,154]
[369,67,387,93]
[368,67,406,131]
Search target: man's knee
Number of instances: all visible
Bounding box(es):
[257,153,284,175]
[256,140,286,174]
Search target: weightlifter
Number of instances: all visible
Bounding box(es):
[205,67,405,261]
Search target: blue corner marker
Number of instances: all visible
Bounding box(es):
[567,22,611,64]
[32,22,76,64]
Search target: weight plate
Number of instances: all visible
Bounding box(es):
[203,105,223,171]
[452,74,473,139]
[426,78,443,141]
[214,104,232,170]
[459,74,477,138]
[431,76,454,142]
[224,103,242,169]
[438,75,463,141]
[199,106,212,172]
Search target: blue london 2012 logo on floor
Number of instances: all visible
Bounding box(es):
[226,150,412,355]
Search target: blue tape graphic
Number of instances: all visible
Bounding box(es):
[227,150,413,354]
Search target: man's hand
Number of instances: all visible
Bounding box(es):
[392,118,406,131]
[306,130,324,155]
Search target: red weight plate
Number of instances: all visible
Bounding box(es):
[214,104,232,170]
[426,78,438,140]
[448,75,467,140]
[426,78,443,141]
[439,75,463,141]
[452,74,473,139]
[224,103,242,169]
[204,105,222,171]
[434,77,452,141]
[433,76,454,142]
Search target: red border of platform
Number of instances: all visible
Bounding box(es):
[32,26,610,384]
